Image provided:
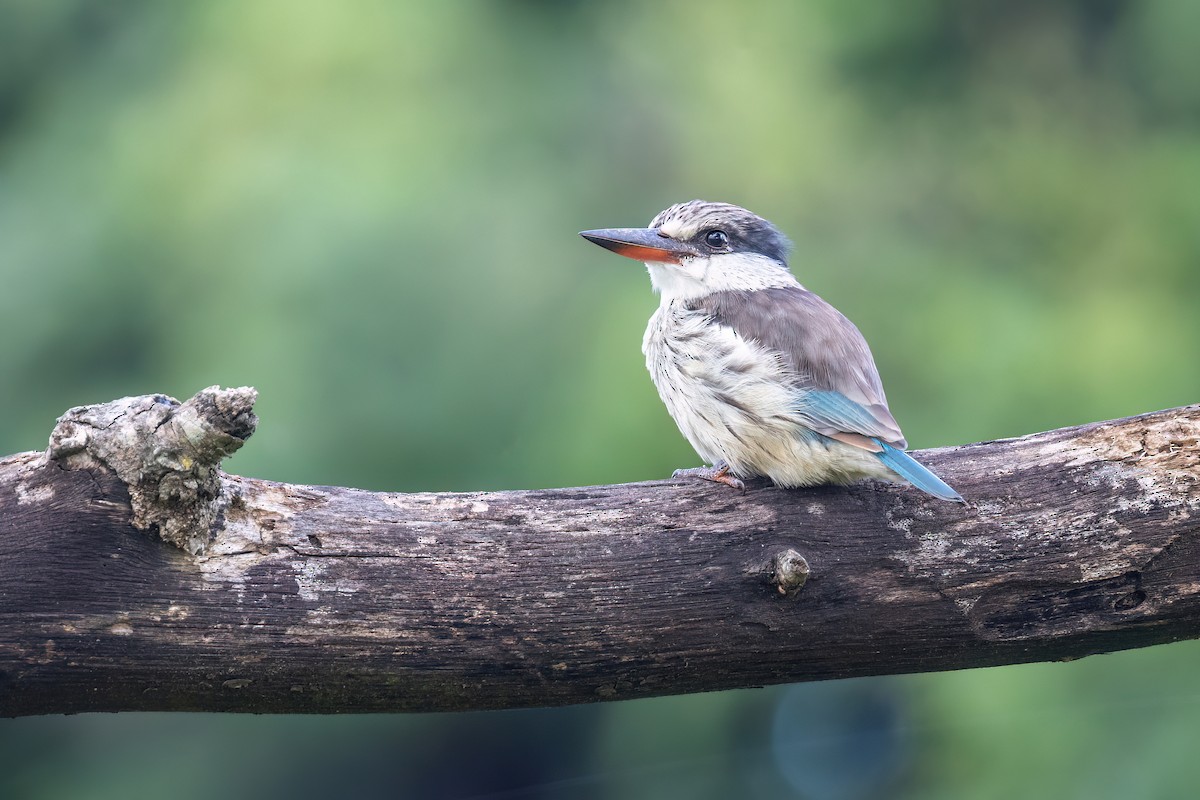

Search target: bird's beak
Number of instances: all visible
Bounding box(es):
[579,228,699,264]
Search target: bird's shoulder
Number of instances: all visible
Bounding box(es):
[682,285,872,379]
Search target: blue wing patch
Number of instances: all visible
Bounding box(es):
[794,390,963,502]
[793,390,897,443]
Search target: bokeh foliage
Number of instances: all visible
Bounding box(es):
[2,1,1197,797]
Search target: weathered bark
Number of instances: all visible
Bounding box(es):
[0,387,1197,717]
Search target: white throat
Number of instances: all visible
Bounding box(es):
[645,252,801,303]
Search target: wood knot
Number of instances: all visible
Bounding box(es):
[766,548,809,596]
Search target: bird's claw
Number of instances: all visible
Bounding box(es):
[672,462,746,494]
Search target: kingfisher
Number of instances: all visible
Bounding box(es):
[580,200,963,502]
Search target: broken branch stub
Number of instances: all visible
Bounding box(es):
[47,386,257,554]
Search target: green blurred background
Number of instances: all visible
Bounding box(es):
[2,0,1199,797]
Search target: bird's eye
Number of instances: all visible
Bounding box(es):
[704,230,729,249]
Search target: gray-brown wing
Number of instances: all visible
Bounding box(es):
[687,286,907,448]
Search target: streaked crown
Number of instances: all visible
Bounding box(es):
[650,200,792,265]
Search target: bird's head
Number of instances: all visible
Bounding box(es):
[581,200,795,300]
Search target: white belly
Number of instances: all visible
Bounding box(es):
[642,305,891,487]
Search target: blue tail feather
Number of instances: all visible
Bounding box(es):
[873,439,964,503]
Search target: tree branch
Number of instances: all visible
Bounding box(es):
[1,387,1197,716]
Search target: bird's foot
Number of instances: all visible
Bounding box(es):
[672,461,746,493]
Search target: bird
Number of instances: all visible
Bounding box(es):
[580,200,963,503]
